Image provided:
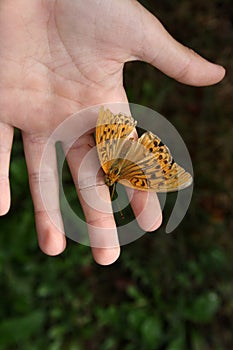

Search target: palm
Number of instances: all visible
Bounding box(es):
[0,1,133,134]
[0,0,225,265]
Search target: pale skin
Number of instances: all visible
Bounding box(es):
[0,0,225,265]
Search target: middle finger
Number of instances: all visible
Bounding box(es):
[64,133,120,265]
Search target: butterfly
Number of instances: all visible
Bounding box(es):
[95,106,193,192]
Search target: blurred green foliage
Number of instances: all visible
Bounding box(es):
[1,0,233,349]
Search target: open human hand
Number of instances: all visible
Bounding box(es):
[0,0,225,264]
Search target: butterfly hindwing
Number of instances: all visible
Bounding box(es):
[117,131,192,192]
[138,131,192,191]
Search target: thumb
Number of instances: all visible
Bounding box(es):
[127,1,225,86]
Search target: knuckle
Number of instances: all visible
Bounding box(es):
[26,134,49,145]
[86,215,114,227]
[0,144,11,154]
[0,174,9,184]
[29,170,56,184]
[78,175,105,190]
[174,55,192,81]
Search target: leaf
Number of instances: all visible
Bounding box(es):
[167,335,185,350]
[185,292,220,323]
[140,316,163,347]
[0,311,44,346]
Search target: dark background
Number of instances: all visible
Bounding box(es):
[0,1,232,349]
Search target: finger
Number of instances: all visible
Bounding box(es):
[63,133,120,265]
[0,122,14,215]
[127,1,225,86]
[22,133,66,255]
[116,108,162,232]
[126,188,162,232]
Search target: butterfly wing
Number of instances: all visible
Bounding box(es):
[117,131,193,192]
[95,107,192,192]
[95,106,136,174]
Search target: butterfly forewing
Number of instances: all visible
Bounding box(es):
[96,106,136,143]
[96,107,136,171]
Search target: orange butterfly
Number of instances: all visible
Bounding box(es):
[96,107,193,192]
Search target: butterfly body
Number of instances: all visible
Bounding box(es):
[104,159,122,187]
[96,107,193,192]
